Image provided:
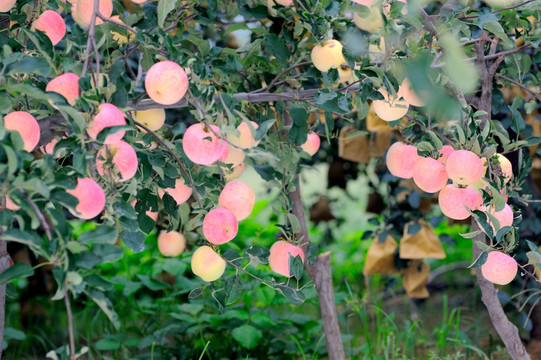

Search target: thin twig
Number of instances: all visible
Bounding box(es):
[17,189,52,241]
[460,0,536,19]
[132,120,202,208]
[97,12,136,33]
[497,74,541,102]
[255,61,312,93]
[80,0,100,80]
[431,44,532,69]
[222,257,299,292]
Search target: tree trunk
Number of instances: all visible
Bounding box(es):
[472,221,530,360]
[290,183,346,360]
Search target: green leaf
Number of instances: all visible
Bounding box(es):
[5,56,51,76]
[96,339,121,351]
[483,21,510,44]
[136,274,171,291]
[96,125,133,143]
[78,225,118,245]
[0,263,34,286]
[469,250,488,268]
[157,0,177,27]
[89,290,121,330]
[255,119,275,141]
[92,244,123,262]
[287,213,301,234]
[232,324,262,349]
[119,231,146,253]
[264,34,289,65]
[289,254,304,281]
[439,34,479,94]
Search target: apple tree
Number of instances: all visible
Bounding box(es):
[0,0,540,359]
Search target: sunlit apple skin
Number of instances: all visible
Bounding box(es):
[445,150,485,186]
[76,0,113,27]
[300,132,321,156]
[87,103,126,144]
[218,180,255,221]
[398,78,425,107]
[4,111,40,152]
[412,157,448,193]
[385,142,419,179]
[158,231,186,257]
[480,203,514,232]
[202,208,239,245]
[372,89,409,121]
[229,121,260,149]
[145,61,188,105]
[481,251,518,285]
[133,108,166,132]
[224,163,245,181]
[32,10,66,46]
[0,0,16,12]
[182,123,227,165]
[311,39,345,72]
[131,199,158,221]
[66,177,106,220]
[191,246,226,282]
[352,0,383,33]
[496,153,512,183]
[46,73,80,106]
[438,184,480,220]
[96,141,138,182]
[2,196,20,211]
[268,240,305,278]
[220,144,245,167]
[158,177,192,205]
[438,145,455,165]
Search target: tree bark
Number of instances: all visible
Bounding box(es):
[290,183,346,360]
[472,222,530,359]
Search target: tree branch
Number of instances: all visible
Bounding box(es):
[460,0,537,19]
[472,223,531,359]
[497,74,541,102]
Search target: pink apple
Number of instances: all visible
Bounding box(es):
[202,208,238,245]
[32,10,65,45]
[481,251,517,285]
[158,177,192,205]
[87,103,126,144]
[96,140,138,182]
[386,142,420,179]
[269,240,305,277]
[218,180,255,221]
[182,123,227,165]
[145,61,189,105]
[446,150,485,186]
[438,184,480,220]
[46,73,80,106]
[4,111,40,152]
[438,145,455,165]
[158,231,186,257]
[66,177,106,219]
[412,157,448,193]
[301,132,321,156]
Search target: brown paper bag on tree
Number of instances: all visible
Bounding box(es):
[366,102,393,132]
[338,127,370,163]
[363,234,399,275]
[400,220,446,260]
[403,260,430,298]
[370,131,392,158]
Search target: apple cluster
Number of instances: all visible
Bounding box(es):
[386,141,518,284]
